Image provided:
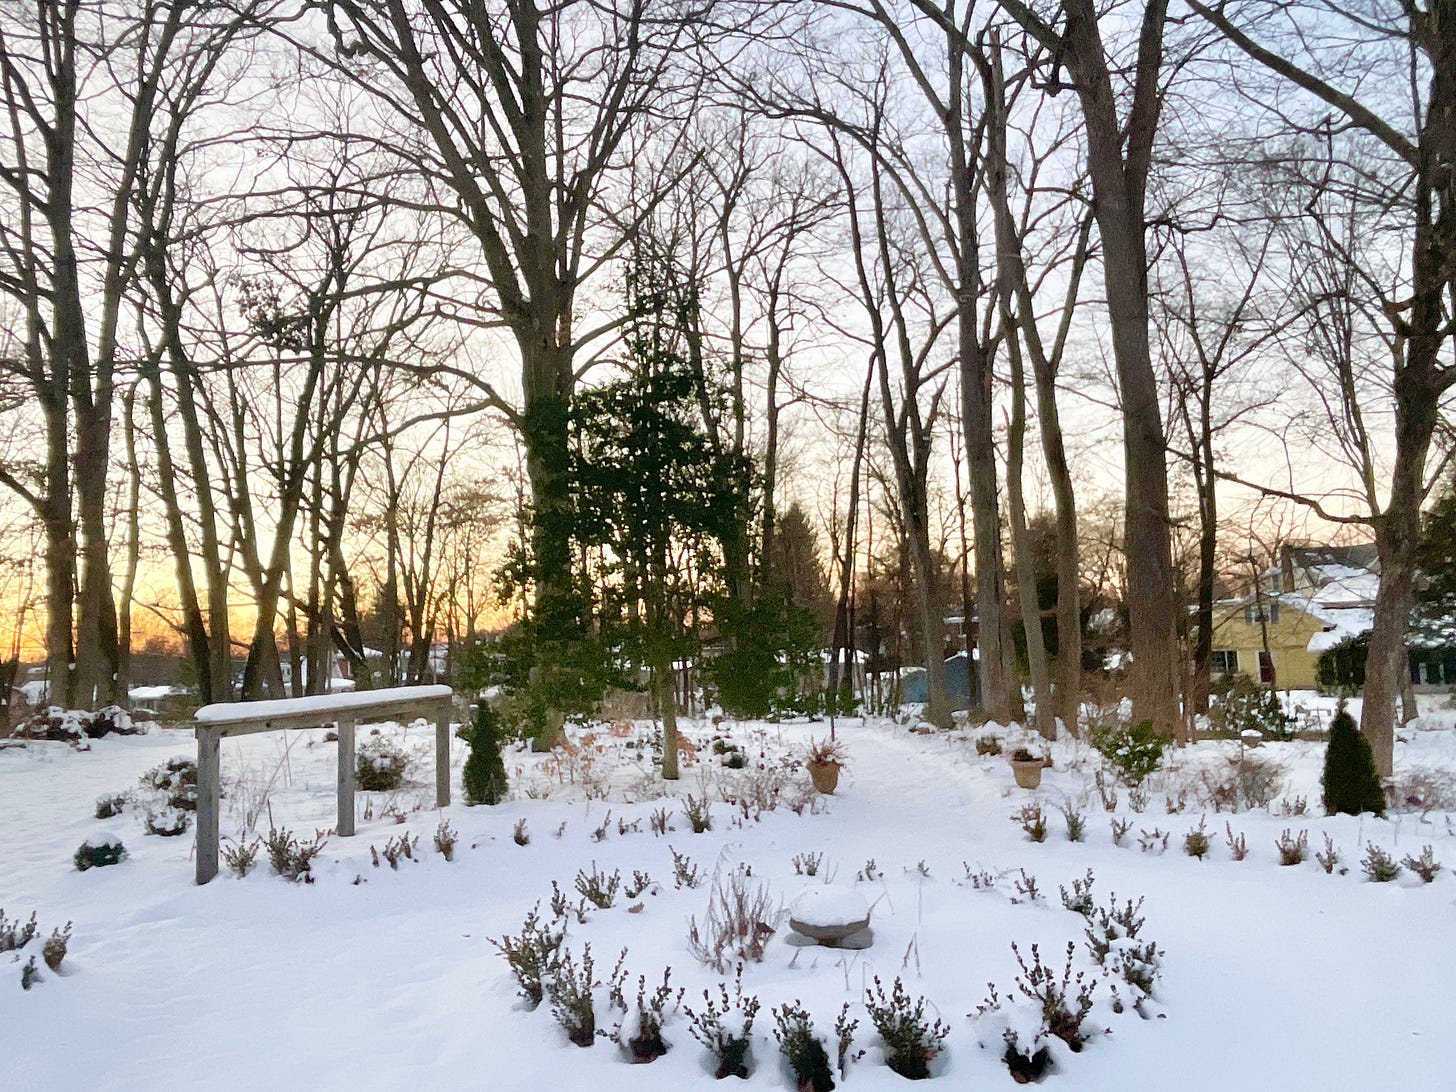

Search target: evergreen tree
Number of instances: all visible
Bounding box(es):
[460,702,510,805]
[1321,707,1385,816]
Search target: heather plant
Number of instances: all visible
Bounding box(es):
[1183,818,1210,859]
[1401,845,1442,883]
[1321,708,1385,816]
[1016,802,1048,842]
[491,904,565,1009]
[610,964,682,1063]
[863,976,949,1080]
[1274,828,1309,866]
[687,965,760,1079]
[1012,941,1096,1051]
[773,1003,836,1092]
[549,945,603,1047]
[1059,870,1096,917]
[575,863,621,909]
[1362,843,1402,883]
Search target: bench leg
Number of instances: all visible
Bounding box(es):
[435,706,450,809]
[337,718,356,837]
[196,729,221,885]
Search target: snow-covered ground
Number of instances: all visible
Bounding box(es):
[5,699,1456,1089]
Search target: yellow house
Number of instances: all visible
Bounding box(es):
[1208,595,1326,690]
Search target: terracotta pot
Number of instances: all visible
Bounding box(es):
[807,760,841,794]
[1010,758,1043,790]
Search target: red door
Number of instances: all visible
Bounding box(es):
[1258,651,1274,684]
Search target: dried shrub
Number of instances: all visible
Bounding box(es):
[42,923,71,971]
[671,846,703,890]
[793,851,824,877]
[1225,822,1249,861]
[1059,800,1087,842]
[513,818,530,846]
[381,832,419,869]
[975,734,1003,756]
[0,910,38,953]
[1315,833,1340,874]
[1016,803,1048,843]
[94,793,127,820]
[687,868,775,972]
[264,827,327,881]
[1059,870,1096,917]
[222,837,261,878]
[1084,893,1162,1003]
[683,794,713,833]
[1199,755,1285,813]
[433,820,457,861]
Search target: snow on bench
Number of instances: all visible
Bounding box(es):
[192,685,455,885]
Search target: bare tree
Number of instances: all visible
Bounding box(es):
[1191,0,1456,774]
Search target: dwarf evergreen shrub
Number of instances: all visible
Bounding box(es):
[1321,709,1385,817]
[460,701,509,805]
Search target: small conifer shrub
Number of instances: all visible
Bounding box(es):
[74,835,127,871]
[1321,708,1385,816]
[460,702,510,805]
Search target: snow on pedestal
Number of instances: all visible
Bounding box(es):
[788,887,872,947]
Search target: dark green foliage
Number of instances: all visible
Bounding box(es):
[459,702,510,806]
[1208,675,1293,741]
[1315,635,1368,694]
[709,594,823,719]
[863,976,948,1080]
[74,837,127,871]
[1088,719,1167,785]
[1321,708,1385,816]
[773,1003,836,1091]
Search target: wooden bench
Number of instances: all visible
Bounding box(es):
[191,685,455,885]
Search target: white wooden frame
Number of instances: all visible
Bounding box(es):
[191,685,454,885]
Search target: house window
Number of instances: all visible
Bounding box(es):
[1244,601,1279,625]
[1211,650,1238,675]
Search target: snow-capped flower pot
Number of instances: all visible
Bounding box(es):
[788,887,871,947]
[1009,749,1044,789]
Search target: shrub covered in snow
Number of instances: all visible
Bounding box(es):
[1322,709,1385,817]
[355,732,408,792]
[143,803,191,837]
[1207,675,1293,741]
[94,793,127,819]
[1088,718,1166,785]
[492,904,565,1009]
[11,705,144,744]
[863,976,948,1080]
[687,966,761,1079]
[141,756,198,811]
[74,834,127,871]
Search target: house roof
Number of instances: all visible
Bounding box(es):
[1286,543,1381,576]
